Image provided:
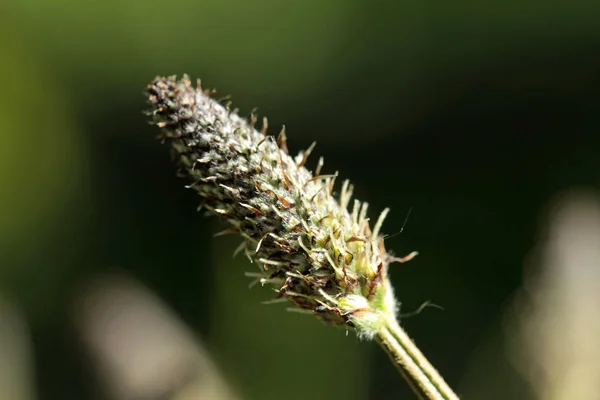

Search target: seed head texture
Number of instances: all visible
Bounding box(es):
[146,75,410,339]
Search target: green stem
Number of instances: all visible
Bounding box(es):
[376,316,459,400]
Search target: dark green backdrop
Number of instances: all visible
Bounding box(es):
[1,1,599,399]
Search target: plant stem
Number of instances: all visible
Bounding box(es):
[376,316,459,400]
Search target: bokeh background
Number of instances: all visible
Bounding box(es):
[2,1,600,399]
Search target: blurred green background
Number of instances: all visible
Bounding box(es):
[1,1,600,399]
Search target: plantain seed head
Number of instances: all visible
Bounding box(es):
[145,75,410,339]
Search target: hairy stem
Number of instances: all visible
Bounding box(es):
[376,316,459,400]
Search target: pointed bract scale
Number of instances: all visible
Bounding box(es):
[277,126,289,154]
[261,117,268,136]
